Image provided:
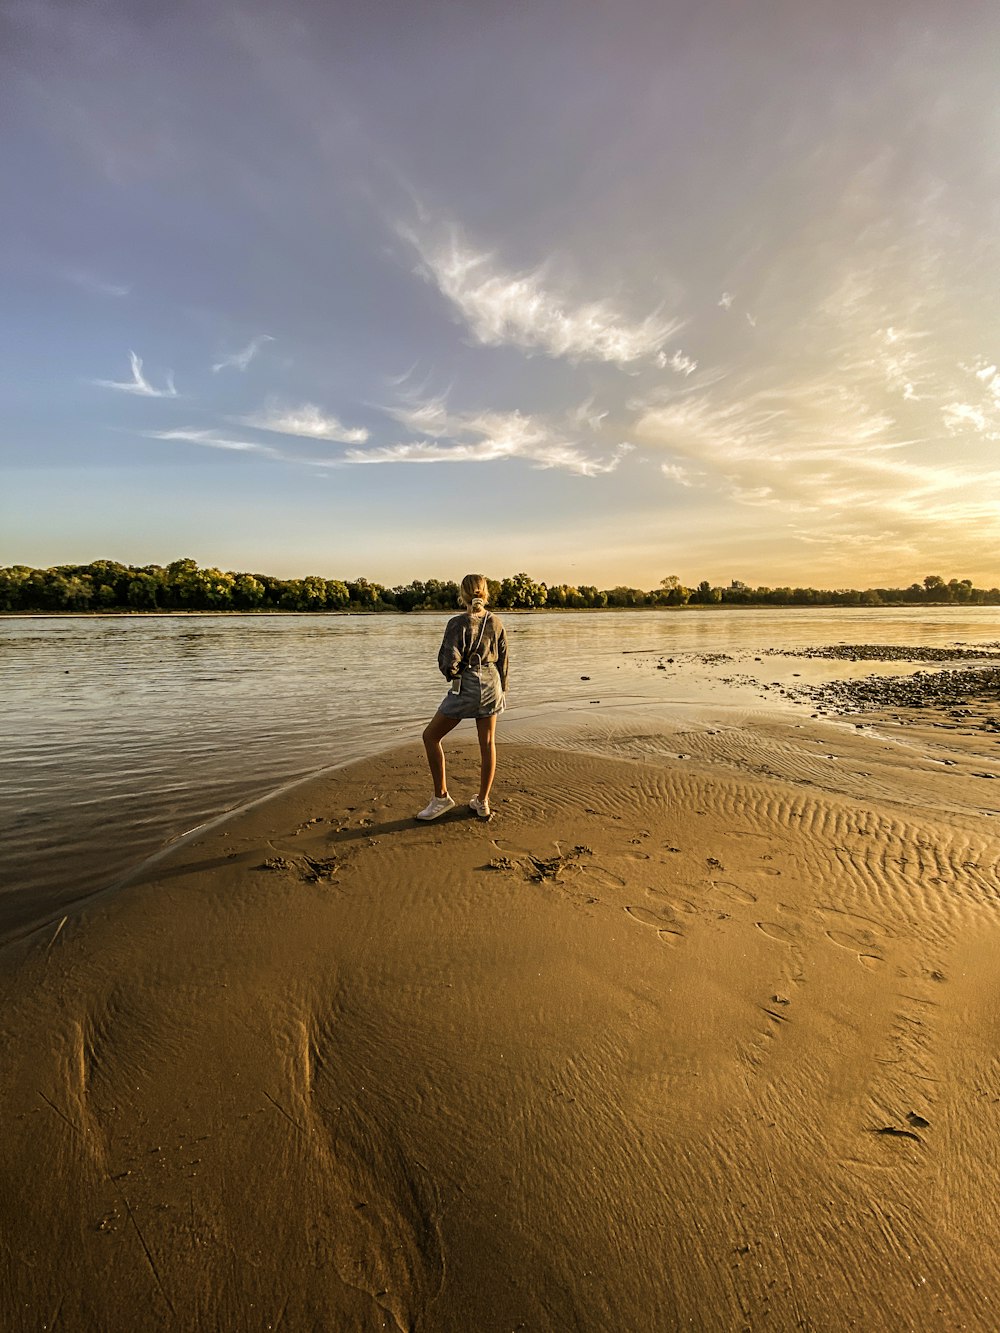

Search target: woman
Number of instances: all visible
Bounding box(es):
[416,574,509,821]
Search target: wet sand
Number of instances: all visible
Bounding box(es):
[2,719,1000,1331]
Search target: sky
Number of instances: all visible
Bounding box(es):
[3,0,999,589]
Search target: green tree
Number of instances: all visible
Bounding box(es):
[324,579,349,610]
[166,558,205,608]
[606,585,647,607]
[692,580,722,604]
[923,574,947,600]
[392,581,424,612]
[127,573,160,609]
[658,575,689,606]
[499,573,547,608]
[89,560,131,603]
[0,566,31,610]
[300,576,329,609]
[576,585,606,608]
[174,568,235,609]
[278,580,305,610]
[233,574,265,609]
[948,578,973,603]
[345,577,390,610]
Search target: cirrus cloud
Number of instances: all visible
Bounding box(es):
[348,407,631,477]
[212,334,274,374]
[93,350,176,398]
[237,401,369,443]
[146,427,281,456]
[401,223,681,365]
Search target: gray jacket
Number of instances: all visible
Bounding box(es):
[438,612,509,690]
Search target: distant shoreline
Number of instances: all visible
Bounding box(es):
[2,604,993,619]
[6,562,996,613]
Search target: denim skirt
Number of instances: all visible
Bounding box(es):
[438,665,505,719]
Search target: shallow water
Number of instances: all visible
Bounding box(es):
[2,607,998,922]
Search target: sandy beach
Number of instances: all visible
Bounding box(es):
[2,715,1000,1331]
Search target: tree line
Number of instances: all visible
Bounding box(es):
[1,561,998,613]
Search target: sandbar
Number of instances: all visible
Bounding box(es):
[2,726,1000,1330]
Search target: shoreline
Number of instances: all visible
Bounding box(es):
[5,612,1000,949]
[5,665,999,945]
[4,602,1000,617]
[3,732,1000,1328]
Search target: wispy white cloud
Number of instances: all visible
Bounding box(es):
[382,394,452,438]
[866,324,933,403]
[941,359,1000,439]
[634,375,1000,530]
[942,401,991,436]
[212,334,274,374]
[142,388,632,478]
[618,177,1000,571]
[660,463,695,486]
[382,362,422,389]
[378,382,635,475]
[572,397,609,432]
[65,268,130,298]
[147,428,281,456]
[657,349,698,376]
[353,405,630,476]
[402,224,681,365]
[94,351,176,397]
[238,401,369,443]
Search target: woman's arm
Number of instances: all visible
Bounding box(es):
[496,623,509,691]
[438,617,465,680]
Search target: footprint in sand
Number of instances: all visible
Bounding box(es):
[820,908,894,941]
[824,930,886,968]
[826,928,883,952]
[647,887,699,914]
[625,905,685,944]
[586,864,627,890]
[711,880,758,906]
[626,905,672,928]
[755,921,800,945]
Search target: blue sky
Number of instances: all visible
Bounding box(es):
[3,0,999,587]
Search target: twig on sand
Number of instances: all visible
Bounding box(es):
[122,1193,176,1316]
[38,1091,83,1137]
[46,915,68,952]
[263,1090,310,1137]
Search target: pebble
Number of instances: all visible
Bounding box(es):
[789,661,1000,731]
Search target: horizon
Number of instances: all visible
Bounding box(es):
[3,555,996,599]
[4,1,1000,587]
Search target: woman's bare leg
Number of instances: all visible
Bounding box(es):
[422,712,461,797]
[475,714,498,803]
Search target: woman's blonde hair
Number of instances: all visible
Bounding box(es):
[460,573,489,614]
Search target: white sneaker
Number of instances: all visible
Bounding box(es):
[469,795,491,819]
[416,794,456,821]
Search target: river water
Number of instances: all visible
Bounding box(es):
[3,608,998,928]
